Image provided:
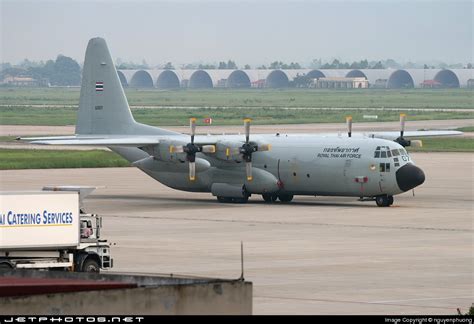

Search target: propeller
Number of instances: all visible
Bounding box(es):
[171,118,215,181]
[395,113,411,147]
[346,116,352,137]
[238,118,271,181]
[240,119,256,181]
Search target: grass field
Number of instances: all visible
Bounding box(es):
[1,106,473,126]
[0,149,129,170]
[407,137,474,153]
[0,87,473,109]
[0,137,471,170]
[457,126,474,132]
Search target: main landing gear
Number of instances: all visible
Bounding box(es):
[262,193,294,203]
[375,195,394,207]
[216,196,249,204]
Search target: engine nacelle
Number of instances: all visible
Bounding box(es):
[211,183,247,198]
[215,141,243,162]
[142,141,187,162]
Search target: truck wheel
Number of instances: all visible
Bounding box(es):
[0,262,12,270]
[81,258,100,272]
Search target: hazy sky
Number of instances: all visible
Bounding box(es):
[1,0,472,67]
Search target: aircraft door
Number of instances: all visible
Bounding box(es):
[379,166,385,193]
[378,162,391,193]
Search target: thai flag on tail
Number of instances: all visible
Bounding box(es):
[95,81,104,91]
[203,117,212,124]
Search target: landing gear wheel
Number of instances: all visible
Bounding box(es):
[232,197,249,204]
[217,196,231,203]
[375,195,391,207]
[217,196,249,203]
[81,258,100,273]
[388,196,394,206]
[278,194,294,203]
[262,194,278,203]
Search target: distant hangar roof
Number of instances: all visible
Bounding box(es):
[118,68,474,89]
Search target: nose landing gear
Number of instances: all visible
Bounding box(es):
[375,195,394,207]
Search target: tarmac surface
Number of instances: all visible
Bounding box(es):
[0,152,472,315]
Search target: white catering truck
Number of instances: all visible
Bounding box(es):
[0,187,113,272]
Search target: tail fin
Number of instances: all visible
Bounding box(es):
[76,37,176,136]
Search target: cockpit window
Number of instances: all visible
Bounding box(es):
[379,162,391,172]
[374,146,391,158]
[391,149,400,156]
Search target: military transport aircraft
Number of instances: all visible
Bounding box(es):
[21,38,462,207]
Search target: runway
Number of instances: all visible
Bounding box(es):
[0,152,472,314]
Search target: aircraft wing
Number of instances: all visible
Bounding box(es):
[367,130,463,140]
[19,135,161,147]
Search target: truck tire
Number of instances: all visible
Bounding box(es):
[0,262,13,270]
[81,258,100,273]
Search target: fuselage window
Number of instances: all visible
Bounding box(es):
[379,162,391,172]
[394,157,400,167]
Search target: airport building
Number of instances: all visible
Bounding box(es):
[117,68,473,89]
[312,77,369,89]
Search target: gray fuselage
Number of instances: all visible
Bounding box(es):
[112,133,422,198]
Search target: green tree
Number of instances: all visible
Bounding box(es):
[371,61,384,69]
[49,55,81,86]
[198,64,216,69]
[310,59,321,69]
[290,73,311,87]
[182,63,197,69]
[227,60,237,69]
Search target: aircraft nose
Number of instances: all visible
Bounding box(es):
[396,163,425,192]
